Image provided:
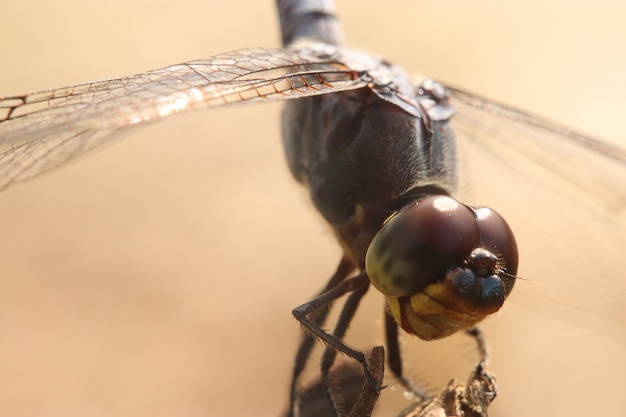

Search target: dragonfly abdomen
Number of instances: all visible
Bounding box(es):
[278,0,344,47]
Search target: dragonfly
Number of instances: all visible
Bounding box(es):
[1,0,624,416]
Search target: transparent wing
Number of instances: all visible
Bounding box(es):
[0,47,367,191]
[448,87,626,341]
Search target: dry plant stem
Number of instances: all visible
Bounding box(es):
[396,362,498,417]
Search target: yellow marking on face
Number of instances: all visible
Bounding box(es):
[385,281,487,341]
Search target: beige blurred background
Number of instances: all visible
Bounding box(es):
[1,1,625,416]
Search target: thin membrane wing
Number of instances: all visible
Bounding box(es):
[0,47,367,191]
[448,87,626,341]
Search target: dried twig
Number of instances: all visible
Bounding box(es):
[288,345,497,417]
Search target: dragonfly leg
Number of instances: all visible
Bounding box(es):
[319,273,374,417]
[291,272,379,417]
[288,257,355,417]
[282,346,385,417]
[384,309,432,401]
[465,327,489,366]
[464,327,499,406]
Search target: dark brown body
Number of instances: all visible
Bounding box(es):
[278,0,458,269]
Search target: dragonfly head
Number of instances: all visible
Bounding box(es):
[365,195,518,340]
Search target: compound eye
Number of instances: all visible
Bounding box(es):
[366,195,480,297]
[474,206,519,294]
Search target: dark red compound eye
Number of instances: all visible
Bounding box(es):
[366,195,479,297]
